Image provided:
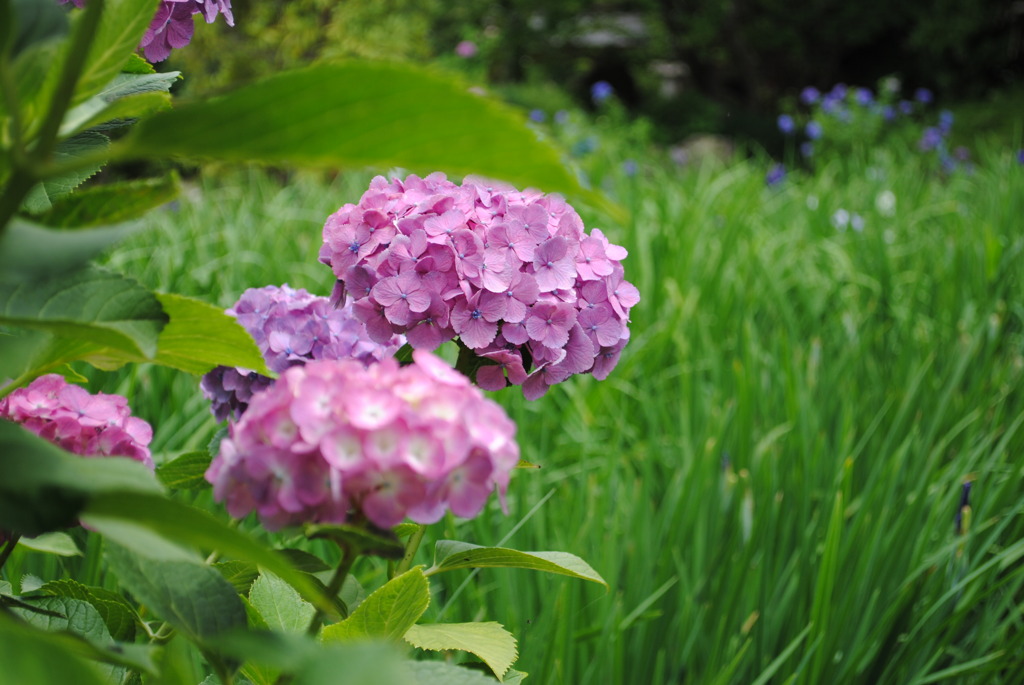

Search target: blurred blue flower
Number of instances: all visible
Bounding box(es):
[940,154,957,174]
[765,163,786,187]
[1017,149,1024,165]
[622,159,638,176]
[529,109,546,123]
[882,105,896,121]
[919,126,943,152]
[554,109,569,125]
[938,109,954,134]
[821,96,841,114]
[777,113,796,134]
[854,88,873,106]
[832,209,850,230]
[800,87,820,105]
[805,120,823,140]
[830,84,848,100]
[914,87,934,104]
[953,146,970,162]
[591,80,614,103]
[572,136,598,156]
[851,213,865,232]
[800,141,814,158]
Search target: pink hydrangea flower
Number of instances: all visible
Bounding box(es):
[205,352,520,530]
[1,375,153,467]
[201,284,404,422]
[320,174,639,399]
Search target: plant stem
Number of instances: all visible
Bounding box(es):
[305,542,356,636]
[0,534,21,574]
[394,524,427,577]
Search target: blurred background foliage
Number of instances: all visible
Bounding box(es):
[172,0,1023,146]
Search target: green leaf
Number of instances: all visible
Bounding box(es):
[145,292,269,375]
[10,596,124,682]
[0,421,161,536]
[39,578,139,642]
[214,560,260,595]
[277,549,331,574]
[79,491,336,615]
[305,522,405,560]
[31,174,179,228]
[405,622,518,681]
[0,610,108,685]
[250,572,316,634]
[0,266,167,358]
[321,567,430,643]
[405,661,500,685]
[104,540,247,645]
[156,450,212,490]
[61,72,178,137]
[18,531,82,556]
[427,540,607,588]
[0,219,137,283]
[23,131,109,214]
[9,0,69,58]
[71,0,161,109]
[503,669,529,683]
[116,62,586,198]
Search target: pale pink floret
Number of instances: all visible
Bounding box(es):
[319,173,639,398]
[206,352,519,530]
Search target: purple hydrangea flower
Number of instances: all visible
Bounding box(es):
[591,80,614,103]
[777,114,796,135]
[320,173,638,400]
[1,375,153,467]
[205,352,520,530]
[800,142,814,158]
[1017,149,1024,165]
[622,159,638,176]
[554,110,569,125]
[529,109,546,123]
[882,105,896,121]
[854,88,873,107]
[914,87,934,104]
[938,109,954,135]
[201,285,403,421]
[898,100,914,115]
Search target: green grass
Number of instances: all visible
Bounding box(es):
[73,139,1024,684]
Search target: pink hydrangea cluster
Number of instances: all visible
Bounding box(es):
[201,284,403,422]
[59,0,233,63]
[0,375,154,467]
[319,173,639,400]
[205,352,520,530]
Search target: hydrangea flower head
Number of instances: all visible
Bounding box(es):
[201,285,403,421]
[455,40,478,58]
[805,120,823,140]
[1,375,153,467]
[591,80,614,103]
[799,87,820,105]
[777,114,795,135]
[765,163,786,187]
[205,353,520,529]
[319,174,638,400]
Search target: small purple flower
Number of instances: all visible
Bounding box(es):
[777,114,796,135]
[914,87,934,104]
[830,84,848,100]
[455,40,478,58]
[854,88,873,106]
[1017,149,1024,165]
[850,214,865,232]
[882,105,896,121]
[805,120,823,140]
[591,80,614,103]
[622,159,638,176]
[800,86,820,105]
[938,109,954,134]
[765,163,786,187]
[529,109,546,123]
[919,127,943,152]
[800,142,814,158]
[898,100,914,115]
[555,110,569,125]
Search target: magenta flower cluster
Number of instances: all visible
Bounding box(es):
[1,375,153,467]
[319,173,639,400]
[205,352,520,530]
[59,0,233,62]
[201,284,403,422]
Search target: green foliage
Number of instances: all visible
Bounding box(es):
[405,622,518,681]
[321,567,430,642]
[428,540,607,587]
